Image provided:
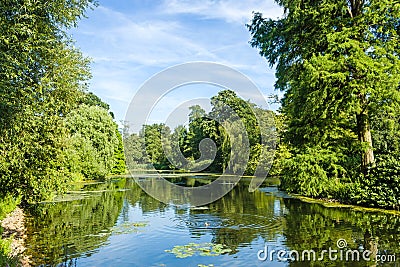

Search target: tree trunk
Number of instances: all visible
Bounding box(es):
[356,94,375,174]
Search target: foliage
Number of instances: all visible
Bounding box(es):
[25,179,125,266]
[0,238,19,267]
[0,235,12,259]
[124,133,149,169]
[248,0,400,207]
[111,129,127,175]
[0,195,21,267]
[184,105,207,160]
[0,195,19,221]
[280,147,346,198]
[65,104,120,179]
[349,155,400,210]
[0,0,96,202]
[126,90,276,176]
[165,243,232,258]
[111,221,148,235]
[141,124,172,170]
[81,92,110,112]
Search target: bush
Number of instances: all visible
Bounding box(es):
[348,155,400,209]
[0,235,12,258]
[280,148,346,198]
[0,250,19,267]
[65,105,120,180]
[0,195,19,221]
[0,195,20,267]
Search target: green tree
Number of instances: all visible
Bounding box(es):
[209,90,270,174]
[185,105,208,160]
[141,124,172,170]
[248,0,400,199]
[0,0,95,202]
[124,133,148,170]
[81,91,115,119]
[65,104,119,179]
[112,129,127,175]
[80,91,125,174]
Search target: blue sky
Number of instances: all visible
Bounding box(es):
[70,0,283,130]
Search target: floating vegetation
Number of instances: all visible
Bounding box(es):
[198,264,214,267]
[111,221,148,235]
[43,193,93,203]
[165,243,232,258]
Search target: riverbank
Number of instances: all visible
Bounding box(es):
[1,207,31,267]
[293,194,400,216]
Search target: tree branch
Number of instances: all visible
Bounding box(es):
[347,0,354,18]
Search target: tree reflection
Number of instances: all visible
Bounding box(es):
[282,199,400,266]
[23,176,400,267]
[25,179,126,266]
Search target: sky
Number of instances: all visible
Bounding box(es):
[70,0,283,131]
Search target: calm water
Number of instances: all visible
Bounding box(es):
[24,175,400,267]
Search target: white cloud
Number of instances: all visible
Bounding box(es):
[161,0,283,24]
[76,6,219,67]
[71,1,279,124]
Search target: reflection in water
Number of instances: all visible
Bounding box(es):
[24,176,400,267]
[282,199,400,266]
[25,180,127,266]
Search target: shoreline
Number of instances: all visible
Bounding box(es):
[292,194,400,216]
[1,207,31,267]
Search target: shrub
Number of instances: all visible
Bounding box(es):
[280,148,346,198]
[349,155,400,209]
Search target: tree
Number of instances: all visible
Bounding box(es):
[81,92,115,119]
[248,1,400,177]
[125,91,276,175]
[185,105,207,160]
[209,90,267,174]
[0,0,95,202]
[112,129,127,175]
[141,124,172,170]
[79,91,126,175]
[65,104,119,179]
[124,133,148,170]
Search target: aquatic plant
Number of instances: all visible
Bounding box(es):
[111,222,148,235]
[165,242,232,258]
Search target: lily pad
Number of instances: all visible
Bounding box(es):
[111,221,148,235]
[165,242,232,258]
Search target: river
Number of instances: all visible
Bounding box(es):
[24,175,400,266]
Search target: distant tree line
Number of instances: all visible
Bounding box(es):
[124,90,276,176]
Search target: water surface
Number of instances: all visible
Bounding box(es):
[25,176,400,266]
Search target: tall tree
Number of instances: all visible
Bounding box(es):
[124,133,148,170]
[0,0,95,202]
[185,105,207,160]
[65,105,120,179]
[141,124,172,170]
[248,0,400,175]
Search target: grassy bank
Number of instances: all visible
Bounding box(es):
[293,194,400,216]
[0,195,22,267]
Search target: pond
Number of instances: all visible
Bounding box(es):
[24,175,400,267]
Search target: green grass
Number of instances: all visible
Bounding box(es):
[0,194,21,267]
[0,194,19,221]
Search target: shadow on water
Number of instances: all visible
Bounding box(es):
[24,175,400,266]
